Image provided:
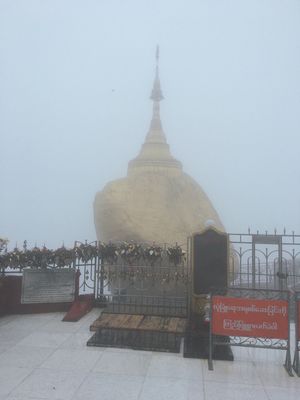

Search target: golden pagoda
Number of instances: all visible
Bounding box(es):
[94,47,224,245]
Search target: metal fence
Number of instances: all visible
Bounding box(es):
[228,231,300,291]
[2,232,300,313]
[102,294,187,317]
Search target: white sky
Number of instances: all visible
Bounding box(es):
[1,0,299,249]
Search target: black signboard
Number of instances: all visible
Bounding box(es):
[192,228,228,294]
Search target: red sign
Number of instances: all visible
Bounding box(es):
[212,296,288,339]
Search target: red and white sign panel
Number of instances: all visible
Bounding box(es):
[212,296,288,339]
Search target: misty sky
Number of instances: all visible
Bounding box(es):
[1,0,299,249]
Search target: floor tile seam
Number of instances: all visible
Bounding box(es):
[262,385,273,400]
[248,352,286,363]
[136,352,152,380]
[57,338,91,350]
[252,360,297,385]
[90,370,150,378]
[18,344,65,349]
[57,335,91,350]
[6,394,49,400]
[4,343,58,352]
[0,327,34,336]
[30,346,59,369]
[260,381,300,389]
[200,359,208,400]
[262,382,300,390]
[36,329,77,334]
[71,367,100,398]
[254,360,271,387]
[202,381,272,400]
[21,330,73,337]
[38,318,61,329]
[37,364,102,373]
[75,314,94,331]
[136,372,148,400]
[10,368,91,400]
[202,375,208,400]
[144,373,204,382]
[74,347,106,372]
[202,378,264,387]
[4,366,36,398]
[35,346,104,371]
[248,359,264,382]
[0,317,18,328]
[0,348,58,369]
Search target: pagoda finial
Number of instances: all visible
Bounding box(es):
[127,47,182,175]
[150,45,164,102]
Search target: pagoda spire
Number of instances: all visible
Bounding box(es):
[127,46,182,176]
[146,45,166,143]
[150,45,164,102]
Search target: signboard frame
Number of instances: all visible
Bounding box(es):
[208,288,293,376]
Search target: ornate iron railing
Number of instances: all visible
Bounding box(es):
[228,231,300,291]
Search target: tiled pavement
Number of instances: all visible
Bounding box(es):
[0,309,299,400]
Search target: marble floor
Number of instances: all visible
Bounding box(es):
[0,309,299,400]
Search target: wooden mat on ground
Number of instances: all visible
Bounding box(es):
[90,313,187,334]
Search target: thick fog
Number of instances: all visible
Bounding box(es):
[1,0,299,249]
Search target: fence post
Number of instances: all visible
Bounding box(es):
[99,255,104,297]
[74,269,81,300]
[293,292,300,376]
[284,291,293,376]
[208,292,213,370]
[251,239,256,288]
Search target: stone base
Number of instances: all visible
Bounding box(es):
[87,328,181,353]
[183,321,233,361]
